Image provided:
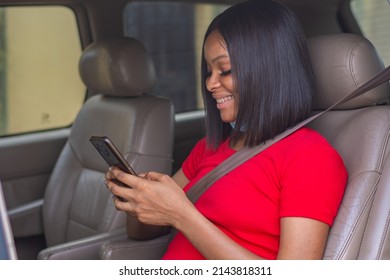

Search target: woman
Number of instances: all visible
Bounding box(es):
[105,0,347,260]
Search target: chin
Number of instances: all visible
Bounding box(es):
[221,116,236,123]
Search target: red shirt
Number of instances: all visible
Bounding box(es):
[162,128,347,259]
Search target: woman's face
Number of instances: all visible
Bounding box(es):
[204,31,238,123]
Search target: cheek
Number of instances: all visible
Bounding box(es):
[226,77,234,92]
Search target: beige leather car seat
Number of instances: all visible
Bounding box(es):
[307,33,390,259]
[35,37,174,259]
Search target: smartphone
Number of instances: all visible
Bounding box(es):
[89,136,137,175]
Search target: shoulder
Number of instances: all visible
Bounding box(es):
[268,127,347,180]
[278,128,347,226]
[277,127,338,159]
[285,127,330,147]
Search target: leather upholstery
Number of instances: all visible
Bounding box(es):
[79,37,156,97]
[38,37,174,258]
[310,33,389,110]
[307,33,390,259]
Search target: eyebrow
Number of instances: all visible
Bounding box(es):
[211,54,229,64]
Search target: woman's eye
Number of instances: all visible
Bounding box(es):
[220,69,232,76]
[205,69,231,78]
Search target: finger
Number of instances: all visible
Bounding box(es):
[137,172,148,178]
[145,171,170,182]
[110,182,135,202]
[105,169,116,180]
[137,172,153,181]
[104,178,115,191]
[104,177,124,191]
[109,166,148,190]
[112,195,134,213]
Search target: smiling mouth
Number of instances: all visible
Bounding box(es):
[216,95,234,104]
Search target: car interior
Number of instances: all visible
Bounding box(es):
[0,0,389,260]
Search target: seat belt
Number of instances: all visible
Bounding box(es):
[186,66,390,204]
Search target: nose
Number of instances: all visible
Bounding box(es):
[206,73,221,92]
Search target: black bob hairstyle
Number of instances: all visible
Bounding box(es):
[201,0,314,149]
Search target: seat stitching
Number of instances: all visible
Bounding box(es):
[375,125,390,172]
[375,210,390,259]
[349,38,365,88]
[359,156,390,259]
[336,175,380,259]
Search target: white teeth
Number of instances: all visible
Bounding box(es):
[216,96,234,104]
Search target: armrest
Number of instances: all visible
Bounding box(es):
[38,228,127,260]
[100,233,171,260]
[8,199,44,237]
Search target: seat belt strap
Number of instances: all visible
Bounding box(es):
[186,66,390,204]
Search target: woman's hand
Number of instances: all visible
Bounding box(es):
[105,167,195,227]
[104,167,329,260]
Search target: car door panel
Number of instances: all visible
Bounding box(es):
[0,129,68,210]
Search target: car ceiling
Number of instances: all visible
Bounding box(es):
[0,0,359,42]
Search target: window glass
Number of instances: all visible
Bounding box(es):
[0,6,84,136]
[351,0,390,66]
[124,2,228,113]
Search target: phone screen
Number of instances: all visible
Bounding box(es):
[89,136,137,175]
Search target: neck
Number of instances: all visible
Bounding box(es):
[229,138,245,151]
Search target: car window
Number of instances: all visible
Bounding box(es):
[124,1,228,113]
[351,0,390,66]
[0,6,84,136]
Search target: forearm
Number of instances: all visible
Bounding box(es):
[174,204,264,260]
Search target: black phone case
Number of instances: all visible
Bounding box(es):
[89,136,137,175]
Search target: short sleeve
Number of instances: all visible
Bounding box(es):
[182,138,207,181]
[279,144,348,226]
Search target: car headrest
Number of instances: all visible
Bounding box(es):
[308,33,390,110]
[79,37,156,97]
